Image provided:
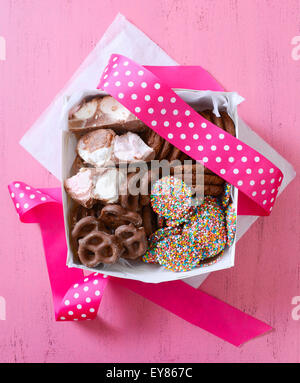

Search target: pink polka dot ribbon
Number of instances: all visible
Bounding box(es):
[8,182,273,345]
[8,181,108,322]
[97,54,284,216]
[57,273,107,322]
[8,181,56,221]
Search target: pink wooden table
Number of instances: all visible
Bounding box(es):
[0,0,299,363]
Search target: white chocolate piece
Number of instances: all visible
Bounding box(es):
[64,168,94,208]
[65,167,127,206]
[113,132,155,163]
[93,168,125,204]
[78,146,113,167]
[69,96,145,134]
[77,129,115,167]
[73,98,98,120]
[99,96,131,122]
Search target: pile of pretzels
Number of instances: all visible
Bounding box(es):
[71,204,148,267]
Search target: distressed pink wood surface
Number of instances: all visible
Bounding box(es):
[0,0,299,362]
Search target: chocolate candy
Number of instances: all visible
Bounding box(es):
[78,231,122,267]
[113,132,155,163]
[143,195,228,272]
[221,182,232,208]
[69,96,146,134]
[100,204,142,229]
[149,234,202,272]
[225,203,237,247]
[76,128,154,167]
[66,98,237,270]
[64,168,95,209]
[143,128,188,162]
[199,109,236,137]
[115,224,148,260]
[119,171,142,212]
[181,197,227,261]
[72,216,102,241]
[65,167,124,208]
[77,128,115,167]
[170,163,225,197]
[151,176,193,221]
[141,204,160,237]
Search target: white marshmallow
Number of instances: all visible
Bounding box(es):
[73,98,98,120]
[93,168,125,204]
[113,132,154,163]
[78,146,113,167]
[64,168,94,208]
[77,129,115,167]
[99,96,131,121]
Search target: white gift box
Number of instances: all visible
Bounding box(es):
[61,89,243,283]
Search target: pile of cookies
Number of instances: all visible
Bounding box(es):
[64,95,236,271]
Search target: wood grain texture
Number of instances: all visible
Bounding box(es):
[0,0,299,362]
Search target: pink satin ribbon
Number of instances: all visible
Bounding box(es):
[8,182,108,320]
[8,181,272,346]
[98,55,283,216]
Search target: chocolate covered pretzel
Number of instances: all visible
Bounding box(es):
[100,204,143,229]
[115,224,148,260]
[72,216,109,242]
[78,231,122,267]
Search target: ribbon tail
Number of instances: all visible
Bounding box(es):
[115,278,272,347]
[237,191,270,216]
[8,182,107,321]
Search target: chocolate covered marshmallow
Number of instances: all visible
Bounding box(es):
[64,167,126,207]
[69,96,145,134]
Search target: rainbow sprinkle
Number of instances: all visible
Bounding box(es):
[151,176,192,221]
[182,197,227,261]
[221,182,232,208]
[225,203,237,247]
[155,233,202,272]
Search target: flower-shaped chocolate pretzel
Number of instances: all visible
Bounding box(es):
[71,216,109,242]
[115,224,148,260]
[100,204,142,229]
[78,231,122,267]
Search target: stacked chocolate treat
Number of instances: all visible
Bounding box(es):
[64,95,235,268]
